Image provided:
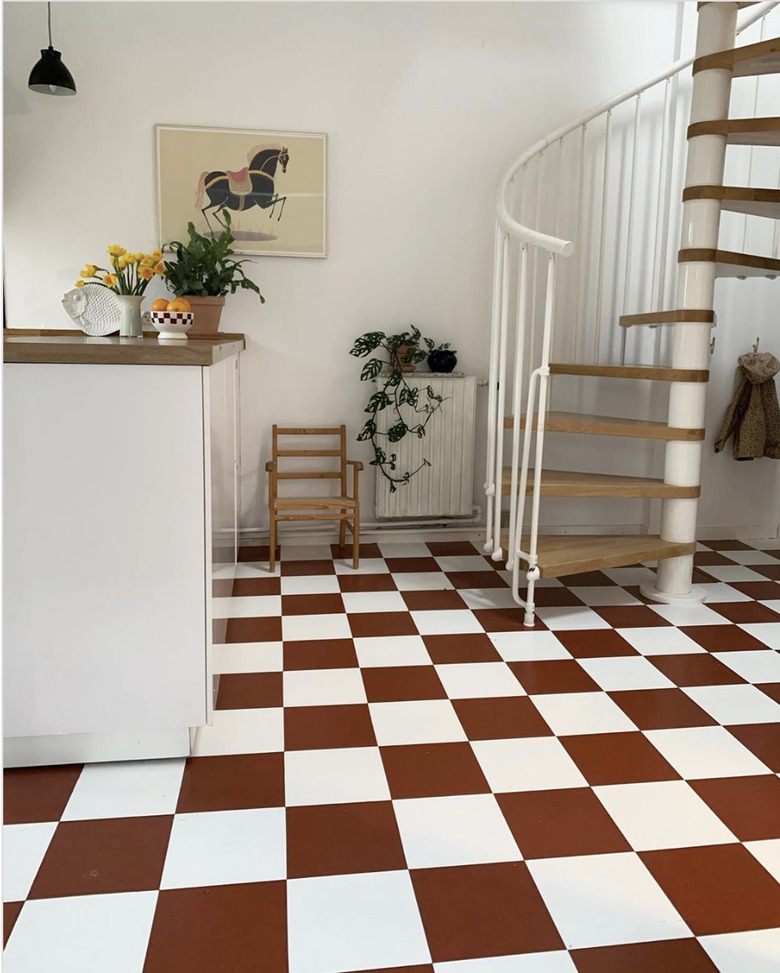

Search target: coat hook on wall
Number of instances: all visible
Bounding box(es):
[753,337,760,354]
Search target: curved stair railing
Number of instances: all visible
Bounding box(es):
[484,1,779,627]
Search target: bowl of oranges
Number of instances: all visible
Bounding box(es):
[145,297,194,340]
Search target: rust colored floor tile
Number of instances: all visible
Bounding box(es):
[472,608,547,632]
[556,629,639,659]
[3,764,83,824]
[558,570,617,586]
[571,938,718,972]
[411,862,563,962]
[693,568,718,584]
[231,577,281,597]
[694,552,735,566]
[453,697,552,740]
[338,573,398,592]
[649,653,746,686]
[426,541,481,556]
[225,616,282,643]
[509,660,600,695]
[709,601,780,624]
[691,775,780,840]
[760,683,780,703]
[216,672,283,709]
[177,754,285,813]
[385,557,441,573]
[285,704,377,750]
[144,881,287,973]
[640,843,780,935]
[213,578,234,597]
[731,581,780,600]
[286,801,406,878]
[380,743,490,799]
[238,544,275,562]
[349,612,419,639]
[447,571,509,589]
[609,689,718,730]
[532,587,587,607]
[755,563,780,580]
[728,723,780,772]
[595,606,671,628]
[561,732,680,785]
[704,540,753,551]
[497,788,631,859]
[402,590,468,612]
[281,559,336,576]
[362,666,446,703]
[30,816,172,899]
[4,902,23,947]
[283,639,358,671]
[423,634,502,664]
[281,593,345,615]
[331,543,383,560]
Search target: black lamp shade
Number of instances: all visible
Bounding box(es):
[28,47,76,96]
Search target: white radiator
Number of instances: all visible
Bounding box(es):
[374,374,477,518]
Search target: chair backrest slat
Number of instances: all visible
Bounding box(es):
[271,425,348,483]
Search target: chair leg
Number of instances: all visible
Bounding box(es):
[352,513,360,570]
[339,512,347,550]
[269,514,277,572]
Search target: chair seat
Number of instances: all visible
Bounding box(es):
[273,495,357,510]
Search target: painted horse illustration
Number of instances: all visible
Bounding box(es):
[195,144,289,234]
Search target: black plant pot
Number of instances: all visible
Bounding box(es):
[428,350,457,373]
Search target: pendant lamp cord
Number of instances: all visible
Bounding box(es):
[47,1,52,47]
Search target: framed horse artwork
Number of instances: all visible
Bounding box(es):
[154,124,327,258]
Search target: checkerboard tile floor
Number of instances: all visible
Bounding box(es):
[5,538,780,972]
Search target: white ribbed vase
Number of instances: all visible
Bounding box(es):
[116,295,144,338]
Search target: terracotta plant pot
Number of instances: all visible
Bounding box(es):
[387,342,417,373]
[185,296,226,336]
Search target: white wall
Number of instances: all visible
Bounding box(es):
[7,0,740,535]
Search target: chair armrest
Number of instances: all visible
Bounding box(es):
[346,460,364,472]
[265,460,275,473]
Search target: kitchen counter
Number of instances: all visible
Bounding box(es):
[3,330,245,366]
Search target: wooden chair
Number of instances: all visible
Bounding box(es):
[265,426,363,571]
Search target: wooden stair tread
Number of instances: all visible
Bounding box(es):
[688,116,780,147]
[500,468,700,499]
[619,309,715,329]
[679,248,780,278]
[501,533,697,579]
[549,362,709,382]
[683,185,780,219]
[504,411,705,441]
[694,36,780,77]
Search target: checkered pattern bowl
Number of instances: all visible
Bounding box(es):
[148,310,194,340]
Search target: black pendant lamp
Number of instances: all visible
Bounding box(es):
[28,2,76,96]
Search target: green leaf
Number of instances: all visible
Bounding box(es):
[359,358,384,381]
[387,421,407,443]
[350,332,385,358]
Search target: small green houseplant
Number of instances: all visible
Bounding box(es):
[163,211,264,334]
[350,326,445,492]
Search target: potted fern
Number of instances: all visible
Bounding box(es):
[163,211,264,335]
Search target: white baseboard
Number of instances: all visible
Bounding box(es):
[4,727,192,767]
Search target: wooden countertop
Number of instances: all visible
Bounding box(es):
[3,330,246,366]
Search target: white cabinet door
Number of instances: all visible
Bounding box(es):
[3,363,208,739]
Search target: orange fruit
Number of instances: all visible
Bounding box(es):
[168,297,191,312]
[151,298,169,312]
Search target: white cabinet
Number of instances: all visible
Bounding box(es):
[3,344,241,766]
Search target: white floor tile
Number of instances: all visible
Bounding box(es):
[394,794,522,868]
[369,699,467,746]
[458,588,520,610]
[62,759,185,820]
[747,538,780,550]
[647,604,731,627]
[334,558,389,575]
[602,567,658,586]
[644,726,771,779]
[282,613,352,642]
[435,556,494,573]
[281,544,333,561]
[698,565,770,583]
[745,838,780,884]
[355,635,432,668]
[435,662,525,698]
[232,561,280,579]
[281,575,341,595]
[721,549,780,565]
[616,627,705,656]
[760,599,780,614]
[393,572,454,591]
[285,747,390,806]
[212,641,283,674]
[568,587,641,607]
[3,891,158,973]
[535,607,611,631]
[530,692,637,736]
[739,622,780,649]
[379,542,435,558]
[578,657,675,692]
[489,631,572,662]
[191,707,284,756]
[2,823,57,902]
[434,954,577,972]
[698,583,751,603]
[594,781,737,851]
[283,668,367,707]
[713,650,780,684]
[341,590,408,614]
[471,737,587,793]
[287,870,430,973]
[527,852,689,949]
[683,684,780,725]
[212,595,282,619]
[411,610,484,635]
[161,807,285,889]
[700,928,780,973]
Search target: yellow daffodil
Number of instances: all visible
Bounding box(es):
[74,280,85,288]
[81,264,97,278]
[140,257,155,268]
[154,262,165,276]
[134,252,145,263]
[103,274,117,289]
[151,250,163,261]
[118,255,129,270]
[107,245,126,257]
[138,266,154,281]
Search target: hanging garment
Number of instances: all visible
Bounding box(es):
[714,351,780,460]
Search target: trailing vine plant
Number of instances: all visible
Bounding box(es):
[350,326,445,492]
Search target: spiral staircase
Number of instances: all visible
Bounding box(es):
[485,2,780,626]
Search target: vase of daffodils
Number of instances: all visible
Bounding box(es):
[76,245,166,337]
